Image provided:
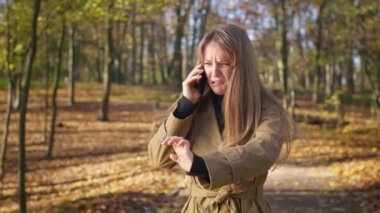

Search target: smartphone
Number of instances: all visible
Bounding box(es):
[196,72,207,95]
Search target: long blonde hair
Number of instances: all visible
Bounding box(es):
[197,24,294,158]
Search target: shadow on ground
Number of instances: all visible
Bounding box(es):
[49,191,186,213]
[265,188,357,213]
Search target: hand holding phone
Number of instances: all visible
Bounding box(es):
[182,64,207,103]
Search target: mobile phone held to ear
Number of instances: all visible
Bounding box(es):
[196,72,207,94]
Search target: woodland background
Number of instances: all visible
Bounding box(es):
[0,0,379,212]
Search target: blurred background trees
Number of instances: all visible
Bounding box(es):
[0,0,378,112]
[0,0,379,212]
[0,0,379,165]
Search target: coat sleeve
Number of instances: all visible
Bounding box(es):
[148,111,195,169]
[201,109,285,190]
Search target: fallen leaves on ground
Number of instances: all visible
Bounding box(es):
[0,85,379,212]
[286,108,380,212]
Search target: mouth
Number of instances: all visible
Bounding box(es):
[211,79,225,85]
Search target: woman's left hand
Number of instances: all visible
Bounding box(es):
[161,136,193,172]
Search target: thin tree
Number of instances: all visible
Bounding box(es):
[18,0,41,211]
[43,34,50,144]
[158,15,169,84]
[98,2,114,121]
[131,2,137,84]
[186,0,211,74]
[358,8,380,117]
[280,0,289,109]
[198,0,211,41]
[46,17,66,159]
[68,23,76,106]
[169,0,194,88]
[312,0,327,103]
[138,23,145,84]
[0,0,13,179]
[148,22,157,84]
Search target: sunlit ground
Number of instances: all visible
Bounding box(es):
[0,83,379,212]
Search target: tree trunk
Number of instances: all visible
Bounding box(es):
[186,7,199,75]
[94,23,103,83]
[114,21,126,84]
[158,18,169,84]
[312,0,327,103]
[98,2,113,121]
[122,23,129,83]
[44,34,50,144]
[12,74,21,111]
[138,23,145,84]
[280,0,289,109]
[120,21,128,84]
[184,23,190,79]
[296,22,306,89]
[148,22,157,85]
[346,46,355,96]
[111,21,120,83]
[95,56,102,83]
[18,0,41,211]
[68,24,76,106]
[329,36,337,96]
[363,56,380,117]
[131,3,137,84]
[335,92,344,132]
[199,0,211,40]
[1,0,12,180]
[47,17,66,159]
[325,64,332,96]
[169,0,194,88]
[0,79,14,179]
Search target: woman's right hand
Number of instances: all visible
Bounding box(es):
[182,64,205,104]
[161,136,193,172]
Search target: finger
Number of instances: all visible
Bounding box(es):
[170,153,179,162]
[172,139,183,148]
[167,137,178,146]
[160,137,170,145]
[161,137,174,145]
[161,136,176,146]
[188,64,204,77]
[183,75,203,87]
[162,136,183,146]
[177,139,187,147]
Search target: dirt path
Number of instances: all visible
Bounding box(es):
[264,164,352,213]
[166,164,355,213]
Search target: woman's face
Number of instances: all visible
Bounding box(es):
[203,42,234,95]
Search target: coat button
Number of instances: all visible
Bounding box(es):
[160,133,166,141]
[234,177,242,185]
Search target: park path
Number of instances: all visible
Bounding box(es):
[170,164,356,213]
[264,164,353,213]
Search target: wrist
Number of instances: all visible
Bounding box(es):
[182,93,198,104]
[185,151,194,172]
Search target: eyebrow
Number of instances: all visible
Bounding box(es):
[204,59,231,63]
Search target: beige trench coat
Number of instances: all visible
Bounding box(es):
[148,94,284,212]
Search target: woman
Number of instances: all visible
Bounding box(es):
[148,24,295,212]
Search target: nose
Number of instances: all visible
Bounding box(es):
[210,64,220,76]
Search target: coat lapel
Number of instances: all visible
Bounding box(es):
[191,99,223,155]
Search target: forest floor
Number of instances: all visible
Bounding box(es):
[0,83,379,213]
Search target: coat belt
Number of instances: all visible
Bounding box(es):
[189,183,258,204]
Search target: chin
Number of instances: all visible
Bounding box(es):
[211,87,226,95]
